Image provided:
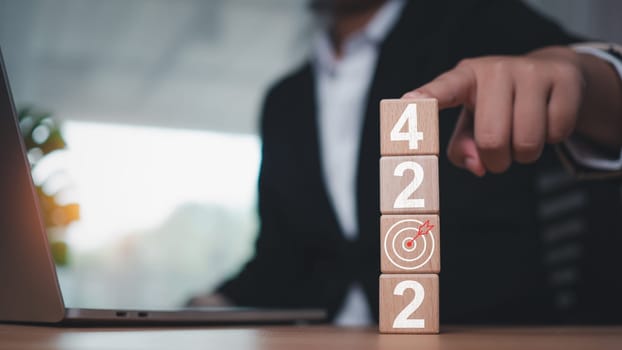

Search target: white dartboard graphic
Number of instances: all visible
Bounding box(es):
[383,218,436,271]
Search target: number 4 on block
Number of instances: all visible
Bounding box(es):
[379,274,439,334]
[380,99,439,156]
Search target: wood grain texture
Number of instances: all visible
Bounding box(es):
[381,215,440,273]
[380,156,439,214]
[1,324,622,350]
[380,99,439,156]
[379,274,439,334]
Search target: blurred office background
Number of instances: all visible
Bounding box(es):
[0,0,620,309]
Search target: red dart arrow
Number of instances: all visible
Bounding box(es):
[405,220,434,248]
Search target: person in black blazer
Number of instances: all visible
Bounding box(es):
[195,0,622,324]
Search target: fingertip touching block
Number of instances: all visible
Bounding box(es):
[380,155,439,214]
[380,99,439,156]
[381,215,440,274]
[379,274,439,334]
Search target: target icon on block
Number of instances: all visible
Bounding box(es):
[381,216,439,273]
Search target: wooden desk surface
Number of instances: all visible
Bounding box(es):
[1,324,621,350]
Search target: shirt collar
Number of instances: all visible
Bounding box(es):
[364,0,406,44]
[313,0,406,73]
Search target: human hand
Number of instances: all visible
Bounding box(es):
[404,46,590,176]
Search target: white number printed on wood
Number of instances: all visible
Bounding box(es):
[380,156,439,214]
[379,274,439,334]
[380,99,439,156]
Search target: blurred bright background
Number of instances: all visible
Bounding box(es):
[0,0,620,309]
[0,0,311,309]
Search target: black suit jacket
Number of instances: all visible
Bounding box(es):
[219,0,622,323]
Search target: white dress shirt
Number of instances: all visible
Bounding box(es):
[314,0,406,326]
[311,0,622,327]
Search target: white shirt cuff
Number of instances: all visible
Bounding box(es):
[563,45,622,171]
[564,137,622,171]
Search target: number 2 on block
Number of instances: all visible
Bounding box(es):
[390,103,423,150]
[393,280,425,329]
[393,161,424,209]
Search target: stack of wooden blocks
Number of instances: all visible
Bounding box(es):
[379,99,440,334]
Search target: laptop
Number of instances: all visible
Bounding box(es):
[0,49,325,325]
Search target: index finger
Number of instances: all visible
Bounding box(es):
[403,66,476,110]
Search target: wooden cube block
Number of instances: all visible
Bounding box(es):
[379,274,439,334]
[381,215,440,273]
[380,99,439,156]
[380,156,439,214]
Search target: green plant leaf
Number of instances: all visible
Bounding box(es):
[50,241,69,266]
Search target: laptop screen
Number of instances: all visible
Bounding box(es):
[0,50,66,322]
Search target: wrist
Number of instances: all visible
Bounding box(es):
[573,51,622,150]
